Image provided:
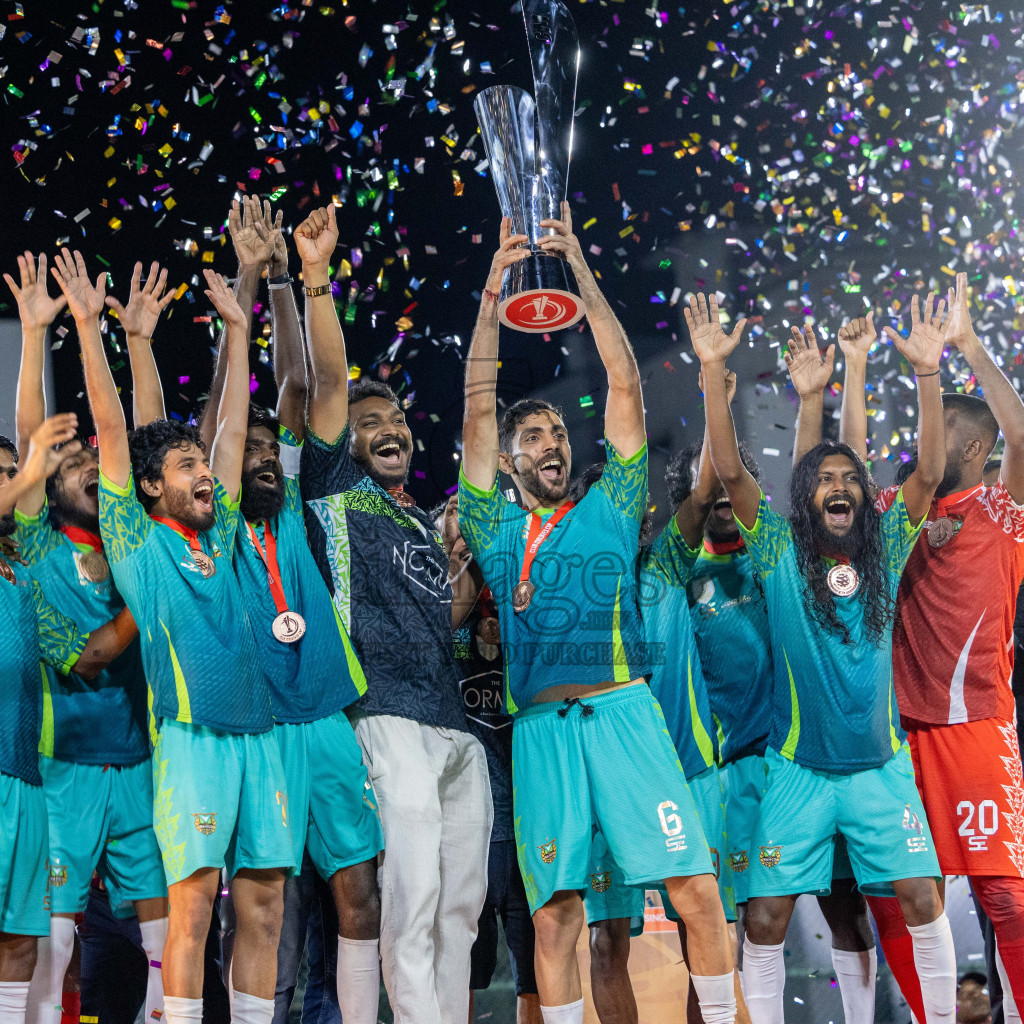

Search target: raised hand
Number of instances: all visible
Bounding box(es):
[837,312,876,364]
[485,217,529,295]
[941,272,980,353]
[685,293,747,365]
[203,269,247,330]
[261,199,288,275]
[537,201,585,268]
[784,323,835,398]
[228,195,275,271]
[20,413,82,487]
[883,290,950,375]
[3,252,68,331]
[105,261,175,340]
[51,249,107,323]
[294,205,339,268]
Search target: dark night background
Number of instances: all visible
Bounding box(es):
[1,0,1022,522]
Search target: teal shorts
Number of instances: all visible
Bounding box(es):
[746,746,941,899]
[584,765,736,931]
[152,720,295,885]
[720,753,765,904]
[275,712,383,880]
[40,757,166,914]
[0,772,49,936]
[513,684,714,916]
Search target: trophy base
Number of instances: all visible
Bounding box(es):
[499,288,586,333]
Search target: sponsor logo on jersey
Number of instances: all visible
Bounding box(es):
[902,804,924,835]
[759,845,783,868]
[538,838,557,864]
[193,812,217,835]
[729,851,749,873]
[590,871,612,893]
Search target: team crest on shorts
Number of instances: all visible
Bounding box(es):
[47,864,67,888]
[590,871,611,893]
[759,845,783,868]
[729,851,749,873]
[193,812,217,835]
[538,839,557,864]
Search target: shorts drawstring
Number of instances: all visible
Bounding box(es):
[557,697,595,719]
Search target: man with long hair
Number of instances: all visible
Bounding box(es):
[690,289,956,1024]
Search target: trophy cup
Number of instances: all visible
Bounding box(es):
[473,0,585,333]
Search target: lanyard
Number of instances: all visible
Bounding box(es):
[60,525,103,552]
[935,483,983,518]
[246,520,290,615]
[151,515,203,556]
[518,501,574,588]
[703,537,745,555]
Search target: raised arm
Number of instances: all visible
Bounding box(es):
[882,291,948,524]
[199,197,271,452]
[105,261,175,427]
[945,272,1024,503]
[265,202,307,440]
[539,201,645,457]
[3,414,80,519]
[205,271,251,503]
[674,368,737,548]
[686,293,760,529]
[5,252,67,455]
[51,250,130,488]
[461,219,529,491]
[785,323,834,468]
[836,313,876,462]
[296,205,348,445]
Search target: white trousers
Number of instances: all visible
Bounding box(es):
[352,714,493,1024]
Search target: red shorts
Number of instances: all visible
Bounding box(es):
[906,718,1024,877]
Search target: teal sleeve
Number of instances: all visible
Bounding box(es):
[592,439,648,523]
[278,424,302,482]
[283,477,303,520]
[32,578,87,673]
[641,517,700,587]
[880,486,924,576]
[457,466,507,559]
[213,477,243,553]
[14,501,65,566]
[98,471,152,565]
[735,493,792,577]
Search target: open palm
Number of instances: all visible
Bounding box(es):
[3,252,68,330]
[883,291,948,373]
[106,261,175,338]
[51,249,107,322]
[229,196,276,270]
[785,323,835,398]
[685,293,746,364]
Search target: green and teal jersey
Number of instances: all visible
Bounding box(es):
[458,440,651,713]
[0,556,87,785]
[232,432,367,723]
[737,488,921,772]
[639,518,716,780]
[686,543,773,763]
[14,504,148,766]
[98,470,273,737]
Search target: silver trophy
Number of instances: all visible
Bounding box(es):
[474,0,585,333]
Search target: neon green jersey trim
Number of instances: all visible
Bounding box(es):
[687,655,715,769]
[160,621,192,724]
[780,647,801,761]
[38,665,54,758]
[611,576,631,683]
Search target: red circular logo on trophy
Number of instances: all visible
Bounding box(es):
[499,289,586,333]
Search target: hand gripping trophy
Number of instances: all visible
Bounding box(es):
[474,0,585,333]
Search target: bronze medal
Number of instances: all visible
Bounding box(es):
[0,556,14,584]
[826,563,860,597]
[478,616,501,646]
[512,580,535,614]
[927,517,957,549]
[79,550,110,583]
[272,610,306,644]
[192,550,216,578]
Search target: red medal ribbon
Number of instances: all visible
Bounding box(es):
[59,525,103,552]
[935,483,983,518]
[703,537,746,555]
[245,520,291,615]
[150,515,204,557]
[518,501,575,590]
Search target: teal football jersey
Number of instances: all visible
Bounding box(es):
[737,489,920,772]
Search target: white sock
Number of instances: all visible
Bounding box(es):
[163,995,204,1024]
[25,935,49,1023]
[740,938,785,1024]
[907,915,956,1024]
[231,989,275,1024]
[831,947,877,1024]
[336,936,379,1024]
[997,946,1021,1024]
[540,998,585,1024]
[138,916,168,1023]
[691,971,738,1024]
[41,917,75,1024]
[0,981,31,1023]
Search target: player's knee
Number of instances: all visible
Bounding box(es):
[0,934,37,979]
[589,919,631,975]
[744,897,790,946]
[668,873,725,925]
[973,876,1024,939]
[533,898,583,959]
[893,879,941,928]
